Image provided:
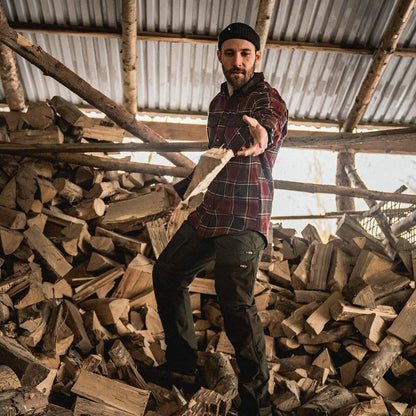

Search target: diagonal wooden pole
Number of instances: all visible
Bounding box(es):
[336,0,416,211]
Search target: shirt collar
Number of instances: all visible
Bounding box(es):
[220,72,265,97]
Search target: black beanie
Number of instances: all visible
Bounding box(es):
[218,22,261,51]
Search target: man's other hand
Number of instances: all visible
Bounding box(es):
[237,115,268,157]
[155,183,181,209]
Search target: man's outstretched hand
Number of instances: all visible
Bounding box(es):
[237,115,268,157]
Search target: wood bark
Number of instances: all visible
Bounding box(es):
[0,365,21,392]
[0,387,49,415]
[336,152,355,211]
[121,0,138,114]
[356,336,403,387]
[296,383,358,416]
[0,6,194,169]
[0,42,24,111]
[254,0,276,70]
[53,177,84,204]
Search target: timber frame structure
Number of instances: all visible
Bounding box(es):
[0,0,415,211]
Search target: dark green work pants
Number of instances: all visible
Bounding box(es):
[153,220,271,416]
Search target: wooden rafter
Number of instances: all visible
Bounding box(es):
[0,42,24,111]
[342,0,416,132]
[0,3,194,170]
[255,0,276,71]
[9,22,416,58]
[0,126,415,155]
[121,0,137,115]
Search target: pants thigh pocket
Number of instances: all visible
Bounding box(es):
[215,233,263,306]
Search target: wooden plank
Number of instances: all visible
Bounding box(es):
[71,369,149,416]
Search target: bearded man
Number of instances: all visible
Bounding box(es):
[153,22,288,416]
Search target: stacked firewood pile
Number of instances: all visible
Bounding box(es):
[0,98,416,416]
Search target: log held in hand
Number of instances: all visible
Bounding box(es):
[0,4,194,170]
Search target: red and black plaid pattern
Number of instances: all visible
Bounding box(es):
[178,73,288,240]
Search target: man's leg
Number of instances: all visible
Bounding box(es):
[214,231,270,416]
[153,220,215,374]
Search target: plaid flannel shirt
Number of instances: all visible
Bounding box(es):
[174,72,288,240]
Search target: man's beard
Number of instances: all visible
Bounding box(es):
[223,63,255,90]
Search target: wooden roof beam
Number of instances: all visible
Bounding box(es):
[342,0,416,133]
[255,0,276,71]
[0,43,24,111]
[9,22,416,58]
[121,0,137,115]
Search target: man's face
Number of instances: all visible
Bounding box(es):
[217,38,261,92]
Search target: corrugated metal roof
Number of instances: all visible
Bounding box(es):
[1,0,415,125]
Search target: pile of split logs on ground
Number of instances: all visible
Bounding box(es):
[1,98,416,416]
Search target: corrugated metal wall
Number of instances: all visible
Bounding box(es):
[1,0,415,125]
